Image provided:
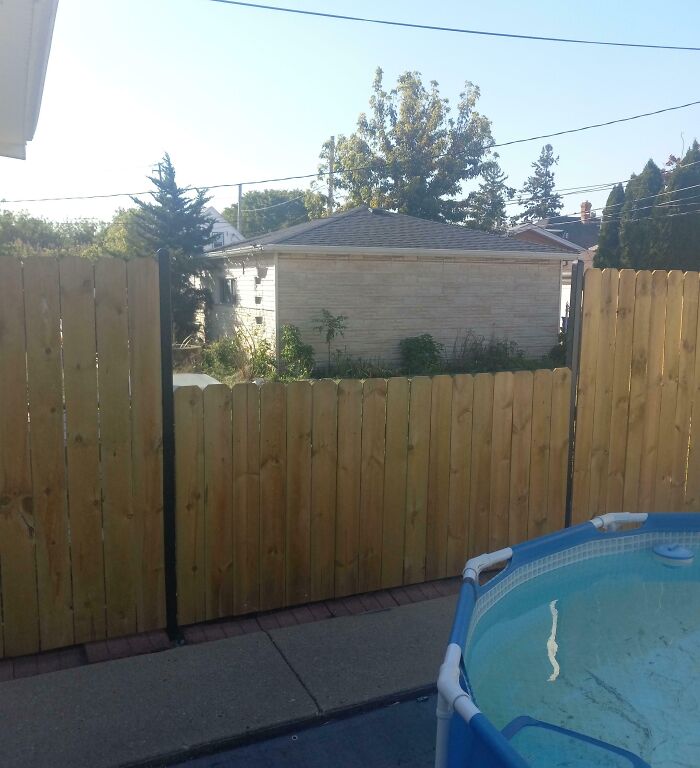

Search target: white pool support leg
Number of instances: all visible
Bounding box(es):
[435,643,481,768]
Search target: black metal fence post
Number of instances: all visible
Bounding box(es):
[158,248,179,641]
[564,260,585,527]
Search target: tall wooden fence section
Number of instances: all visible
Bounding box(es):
[572,268,700,522]
[174,369,571,624]
[0,256,165,658]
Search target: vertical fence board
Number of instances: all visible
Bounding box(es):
[655,270,684,509]
[670,273,699,509]
[623,272,652,511]
[96,259,136,637]
[382,378,409,588]
[528,370,553,539]
[605,270,635,512]
[548,368,571,532]
[0,258,39,657]
[508,371,533,546]
[59,257,105,644]
[572,269,602,523]
[203,384,233,618]
[285,381,312,606]
[469,374,493,557]
[588,269,619,517]
[24,258,73,650]
[426,375,453,580]
[447,375,474,574]
[232,383,260,615]
[489,372,513,551]
[638,272,668,512]
[127,258,164,632]
[404,377,432,583]
[335,380,362,596]
[359,379,387,592]
[174,386,205,625]
[310,380,338,601]
[259,382,287,610]
[686,286,700,511]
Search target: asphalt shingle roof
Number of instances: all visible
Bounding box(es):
[225,207,568,254]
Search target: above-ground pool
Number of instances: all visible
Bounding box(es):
[436,513,700,768]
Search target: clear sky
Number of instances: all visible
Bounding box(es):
[2,0,699,224]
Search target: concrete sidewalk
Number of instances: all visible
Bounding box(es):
[0,593,457,768]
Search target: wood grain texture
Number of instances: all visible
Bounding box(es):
[358,379,387,592]
[174,386,205,625]
[469,374,493,557]
[23,257,73,650]
[59,257,105,643]
[528,370,553,539]
[381,378,409,588]
[489,372,513,551]
[508,371,533,546]
[425,375,453,580]
[446,375,473,574]
[259,382,287,610]
[309,380,338,601]
[0,258,39,657]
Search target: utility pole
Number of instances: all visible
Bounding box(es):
[328,136,335,215]
[237,183,242,233]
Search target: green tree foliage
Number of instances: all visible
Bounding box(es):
[618,159,664,268]
[515,144,563,223]
[313,308,347,372]
[280,324,314,378]
[0,210,104,258]
[325,67,493,223]
[648,141,700,271]
[464,156,514,231]
[130,153,214,340]
[223,188,323,238]
[594,184,626,267]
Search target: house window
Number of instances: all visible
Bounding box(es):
[219,277,235,304]
[211,232,225,249]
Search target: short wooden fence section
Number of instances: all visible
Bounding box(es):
[174,370,571,623]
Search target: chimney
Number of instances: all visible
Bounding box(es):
[580,200,592,223]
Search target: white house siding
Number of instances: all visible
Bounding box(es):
[276,254,561,364]
[205,256,277,345]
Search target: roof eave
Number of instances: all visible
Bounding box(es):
[204,243,567,261]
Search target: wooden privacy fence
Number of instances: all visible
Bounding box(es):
[174,369,571,624]
[0,256,164,658]
[573,268,700,522]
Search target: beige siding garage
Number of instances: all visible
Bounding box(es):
[276,253,560,363]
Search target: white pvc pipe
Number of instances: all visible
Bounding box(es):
[590,512,648,531]
[435,643,481,768]
[462,547,513,582]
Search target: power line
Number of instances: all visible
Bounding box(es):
[3,99,699,205]
[206,0,700,52]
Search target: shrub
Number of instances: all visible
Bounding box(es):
[399,333,444,374]
[201,336,247,382]
[280,324,314,379]
[448,331,539,374]
[331,350,395,379]
[247,334,277,379]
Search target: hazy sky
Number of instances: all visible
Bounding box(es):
[2,0,699,224]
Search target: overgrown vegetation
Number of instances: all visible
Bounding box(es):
[313,309,348,373]
[280,324,314,379]
[399,334,445,374]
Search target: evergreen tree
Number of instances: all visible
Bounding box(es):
[325,68,493,223]
[464,157,514,231]
[131,153,214,340]
[618,159,663,269]
[515,144,563,223]
[650,141,700,271]
[594,184,626,267]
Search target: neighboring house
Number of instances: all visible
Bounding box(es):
[203,207,570,365]
[203,207,244,251]
[0,0,59,159]
[509,201,601,321]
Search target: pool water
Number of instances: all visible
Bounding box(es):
[466,548,700,767]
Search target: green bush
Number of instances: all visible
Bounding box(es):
[331,350,395,379]
[448,331,540,374]
[201,336,247,383]
[399,333,444,374]
[280,324,314,379]
[248,335,277,379]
